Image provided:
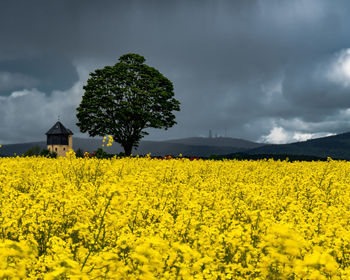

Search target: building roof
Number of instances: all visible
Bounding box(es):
[45,121,73,135]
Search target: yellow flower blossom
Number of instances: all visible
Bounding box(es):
[0,157,349,278]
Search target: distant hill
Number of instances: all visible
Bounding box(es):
[0,141,47,157]
[137,141,249,157]
[163,137,264,149]
[2,133,350,159]
[243,132,350,160]
[0,137,264,157]
[72,138,251,157]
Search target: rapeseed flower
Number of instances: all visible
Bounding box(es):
[0,157,349,278]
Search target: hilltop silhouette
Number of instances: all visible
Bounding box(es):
[1,133,350,160]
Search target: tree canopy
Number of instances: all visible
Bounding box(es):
[76,53,180,156]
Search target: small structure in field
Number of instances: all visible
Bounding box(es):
[45,121,73,157]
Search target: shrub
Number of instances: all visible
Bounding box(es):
[40,149,57,158]
[94,148,114,159]
[75,148,85,158]
[23,145,41,157]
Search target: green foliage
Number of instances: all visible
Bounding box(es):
[94,148,114,159]
[23,147,57,158]
[23,145,41,157]
[75,148,84,158]
[116,152,126,158]
[40,149,57,158]
[76,53,180,156]
[209,154,222,160]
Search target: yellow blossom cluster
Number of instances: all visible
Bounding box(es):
[102,136,114,147]
[1,154,350,279]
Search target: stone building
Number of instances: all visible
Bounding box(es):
[45,121,73,157]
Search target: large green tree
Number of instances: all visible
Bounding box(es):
[76,53,180,156]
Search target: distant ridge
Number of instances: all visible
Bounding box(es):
[243,132,350,160]
[2,133,350,159]
[0,136,264,157]
[162,137,264,149]
[0,141,47,157]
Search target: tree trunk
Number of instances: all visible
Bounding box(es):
[123,143,133,156]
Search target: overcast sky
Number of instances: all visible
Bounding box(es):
[1,0,350,144]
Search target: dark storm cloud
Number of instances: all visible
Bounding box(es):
[1,0,350,144]
[0,56,78,95]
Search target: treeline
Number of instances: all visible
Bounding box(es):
[90,152,332,162]
[22,145,57,158]
[0,145,339,162]
[208,153,330,162]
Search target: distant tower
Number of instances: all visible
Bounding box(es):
[45,121,73,157]
[209,129,212,138]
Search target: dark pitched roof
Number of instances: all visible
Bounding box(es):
[45,121,73,135]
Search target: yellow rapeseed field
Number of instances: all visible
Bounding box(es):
[1,151,350,279]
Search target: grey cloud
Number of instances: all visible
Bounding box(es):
[0,72,39,93]
[281,51,350,122]
[0,77,85,144]
[0,56,78,96]
[1,0,350,144]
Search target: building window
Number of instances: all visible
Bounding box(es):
[55,148,57,152]
[63,147,65,151]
